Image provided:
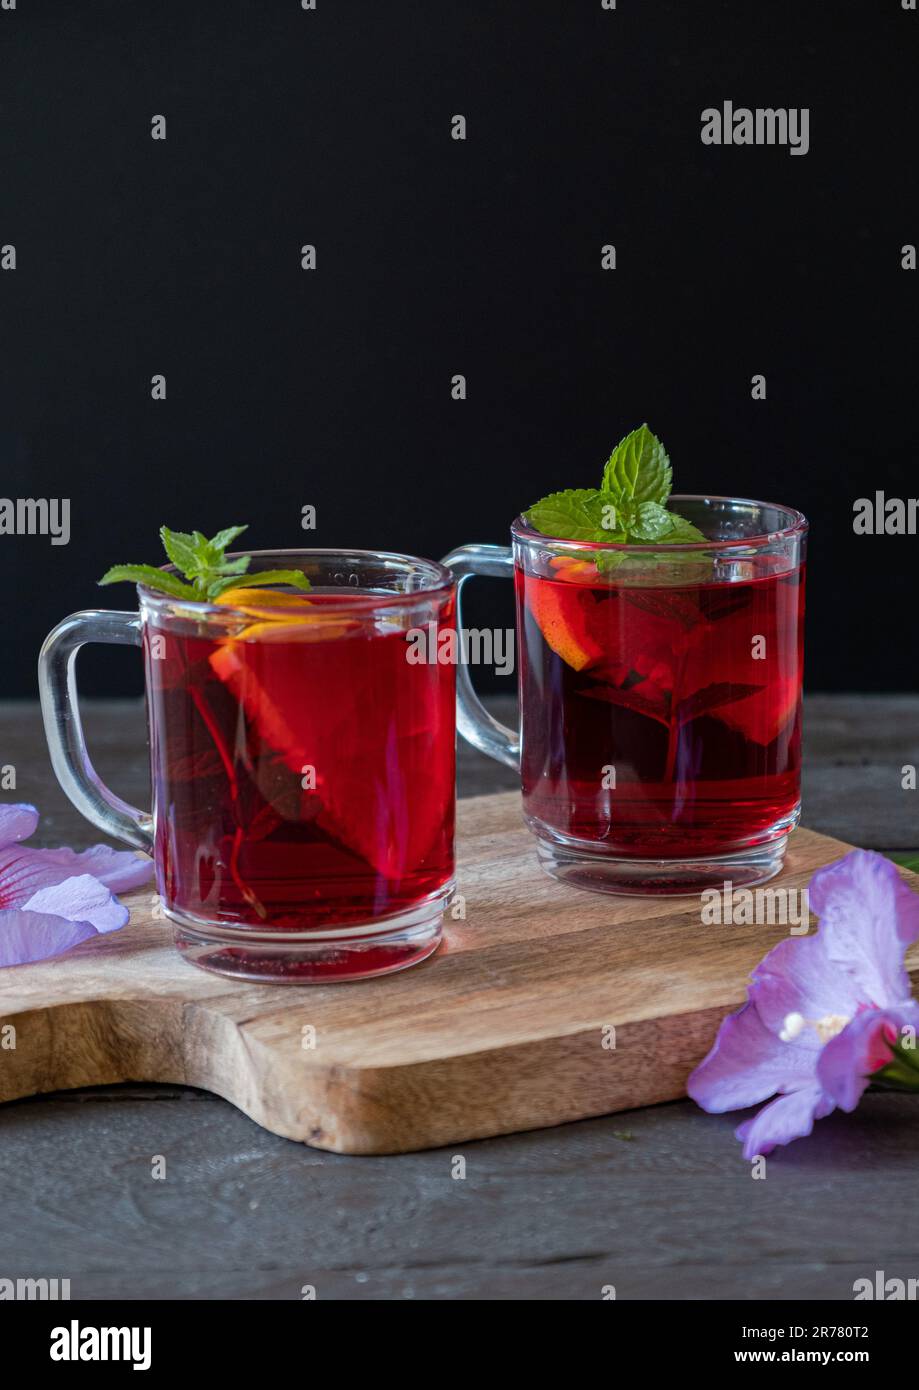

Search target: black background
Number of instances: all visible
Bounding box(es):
[0,0,916,696]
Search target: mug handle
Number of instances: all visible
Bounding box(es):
[440,544,520,770]
[38,610,154,854]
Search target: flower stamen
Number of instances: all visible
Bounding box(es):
[780,1010,850,1044]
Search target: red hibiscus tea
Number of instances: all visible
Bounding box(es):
[506,499,807,892]
[447,494,806,895]
[517,557,804,869]
[142,558,456,980]
[445,442,807,894]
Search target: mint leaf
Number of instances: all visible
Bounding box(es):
[159,525,253,582]
[98,564,197,599]
[593,549,628,575]
[581,679,672,726]
[526,489,613,542]
[212,555,251,577]
[676,682,764,723]
[624,590,701,628]
[202,527,249,569]
[628,502,675,542]
[663,511,706,543]
[525,425,710,567]
[602,425,672,506]
[159,527,203,576]
[209,570,311,598]
[99,524,311,602]
[208,525,248,553]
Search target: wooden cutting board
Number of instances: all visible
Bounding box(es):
[1,793,915,1154]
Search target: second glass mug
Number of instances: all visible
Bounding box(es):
[39,549,457,983]
[443,496,807,894]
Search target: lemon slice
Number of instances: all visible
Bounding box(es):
[213,587,358,643]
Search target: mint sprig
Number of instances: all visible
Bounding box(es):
[601,424,672,505]
[526,425,706,562]
[99,525,311,602]
[521,489,622,543]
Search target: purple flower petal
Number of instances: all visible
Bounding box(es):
[0,843,152,909]
[23,874,130,935]
[735,1086,836,1161]
[0,803,39,849]
[0,908,97,967]
[750,933,860,1049]
[22,843,153,894]
[689,846,919,1158]
[0,805,144,967]
[817,1002,919,1112]
[688,1001,819,1113]
[808,850,919,1006]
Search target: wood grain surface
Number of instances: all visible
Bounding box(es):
[1,696,918,1298]
[3,789,912,1155]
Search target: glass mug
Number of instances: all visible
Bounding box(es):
[443,497,807,894]
[39,550,457,982]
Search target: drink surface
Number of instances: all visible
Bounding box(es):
[516,558,804,858]
[144,589,456,937]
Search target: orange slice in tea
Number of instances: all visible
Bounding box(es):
[214,587,314,617]
[525,578,603,672]
[548,555,600,583]
[207,589,448,879]
[208,588,359,764]
[212,586,359,644]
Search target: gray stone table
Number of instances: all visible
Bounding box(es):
[1,696,917,1301]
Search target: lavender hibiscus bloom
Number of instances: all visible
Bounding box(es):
[688,850,919,1159]
[0,804,152,967]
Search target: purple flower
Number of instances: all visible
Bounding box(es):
[688,850,919,1159]
[0,803,153,967]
